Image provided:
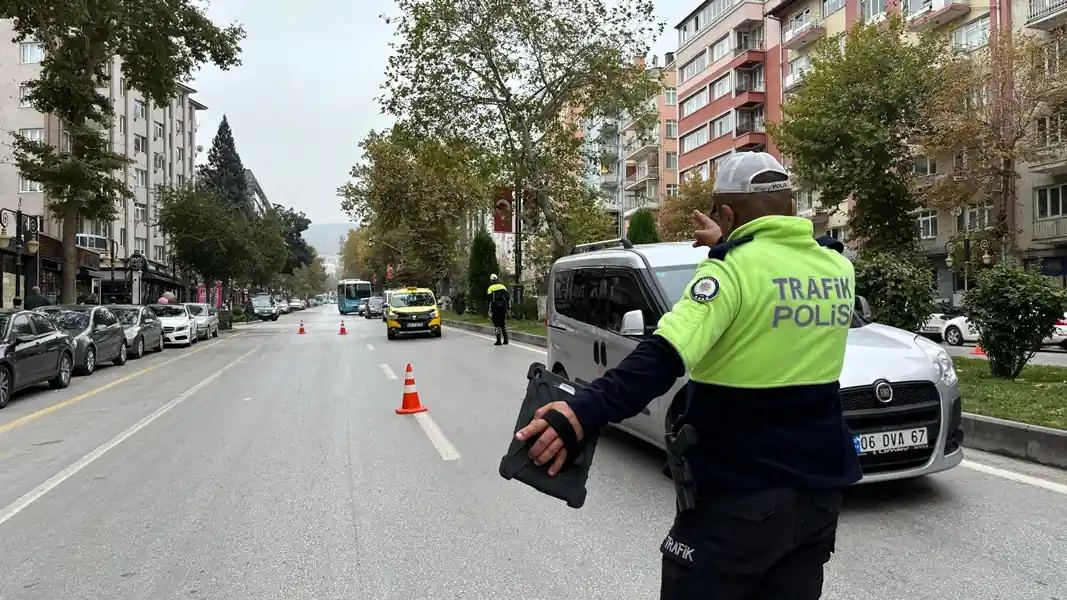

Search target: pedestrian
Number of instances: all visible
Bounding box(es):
[487,274,510,346]
[24,286,51,310]
[87,293,99,305]
[515,152,860,600]
[157,296,169,304]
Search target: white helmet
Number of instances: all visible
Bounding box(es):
[490,274,499,282]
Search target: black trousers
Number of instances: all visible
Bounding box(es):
[660,488,842,600]
[490,309,508,341]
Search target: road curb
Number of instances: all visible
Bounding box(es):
[443,319,548,348]
[445,318,1067,470]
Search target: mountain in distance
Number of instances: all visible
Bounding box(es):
[303,222,356,256]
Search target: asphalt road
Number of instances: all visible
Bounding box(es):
[940,341,1067,366]
[0,306,1064,599]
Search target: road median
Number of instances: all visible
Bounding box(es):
[443,318,1067,470]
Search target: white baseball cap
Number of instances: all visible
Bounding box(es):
[712,152,792,194]
[490,274,498,281]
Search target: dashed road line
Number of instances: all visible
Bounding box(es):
[413,412,461,460]
[380,364,397,380]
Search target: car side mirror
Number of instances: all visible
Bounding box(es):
[16,334,35,344]
[855,296,872,321]
[619,309,646,337]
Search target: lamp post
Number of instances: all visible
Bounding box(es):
[944,233,992,293]
[0,198,42,305]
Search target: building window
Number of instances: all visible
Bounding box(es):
[680,52,708,83]
[956,203,992,231]
[711,113,733,138]
[135,168,148,187]
[153,245,166,262]
[154,183,164,198]
[177,147,185,161]
[666,152,678,169]
[1036,184,1067,220]
[823,0,845,15]
[177,174,185,186]
[176,120,184,134]
[912,155,937,176]
[120,77,127,96]
[667,184,679,196]
[19,177,43,193]
[789,55,812,76]
[120,228,126,244]
[665,120,678,138]
[711,75,730,100]
[135,203,148,221]
[134,100,147,120]
[1036,112,1065,146]
[154,121,164,139]
[916,209,938,239]
[119,116,126,134]
[860,0,885,21]
[20,42,44,64]
[788,8,812,33]
[134,134,148,153]
[681,87,709,118]
[827,227,847,241]
[682,126,709,153]
[664,88,677,105]
[135,237,148,254]
[18,128,44,143]
[19,86,32,108]
[61,130,72,152]
[710,36,730,62]
[953,15,989,51]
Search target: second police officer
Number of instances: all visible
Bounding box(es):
[487,274,511,346]
[516,152,862,600]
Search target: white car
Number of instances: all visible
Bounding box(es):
[184,303,220,340]
[920,313,952,338]
[940,313,1067,348]
[149,303,198,347]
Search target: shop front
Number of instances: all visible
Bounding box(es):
[4,232,105,307]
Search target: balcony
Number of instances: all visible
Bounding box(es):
[600,171,620,189]
[908,0,969,30]
[1027,0,1067,29]
[623,136,659,160]
[735,120,767,150]
[1033,216,1067,242]
[1029,145,1067,175]
[734,78,766,107]
[784,67,810,91]
[624,167,661,190]
[783,19,826,51]
[733,40,765,68]
[918,237,944,255]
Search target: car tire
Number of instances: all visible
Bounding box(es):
[132,337,144,359]
[156,336,165,352]
[433,329,442,338]
[79,347,97,376]
[944,326,964,346]
[0,366,12,409]
[272,315,279,322]
[113,341,128,366]
[387,330,396,341]
[49,353,73,390]
[212,325,219,338]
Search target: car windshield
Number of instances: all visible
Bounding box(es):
[652,266,866,329]
[185,304,206,315]
[252,296,272,307]
[150,305,187,317]
[112,308,140,325]
[369,297,384,307]
[52,310,91,330]
[390,292,435,308]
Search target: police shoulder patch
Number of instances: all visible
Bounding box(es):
[689,276,720,302]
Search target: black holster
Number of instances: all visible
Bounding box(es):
[665,423,699,513]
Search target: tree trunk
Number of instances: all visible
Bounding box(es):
[61,205,80,304]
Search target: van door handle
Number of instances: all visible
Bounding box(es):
[641,407,651,415]
[600,341,607,365]
[593,341,599,364]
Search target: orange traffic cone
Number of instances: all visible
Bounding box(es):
[396,364,427,414]
[971,344,986,356]
[298,320,306,335]
[338,320,347,335]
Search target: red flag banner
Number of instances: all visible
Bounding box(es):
[386,264,394,280]
[493,187,513,233]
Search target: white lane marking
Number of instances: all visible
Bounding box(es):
[961,460,1067,495]
[0,335,277,528]
[413,412,461,461]
[380,364,397,380]
[366,344,375,351]
[445,326,546,355]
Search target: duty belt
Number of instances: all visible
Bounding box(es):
[664,423,698,513]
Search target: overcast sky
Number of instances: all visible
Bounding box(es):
[190,0,693,226]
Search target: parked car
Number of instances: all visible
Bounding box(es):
[941,313,1067,348]
[275,296,291,314]
[46,306,128,375]
[184,303,220,340]
[288,298,305,311]
[250,294,280,321]
[111,305,165,358]
[0,309,76,408]
[545,240,964,484]
[357,298,369,316]
[149,303,198,347]
[365,296,385,319]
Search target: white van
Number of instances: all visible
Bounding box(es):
[545,239,964,484]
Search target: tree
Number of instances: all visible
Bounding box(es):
[922,31,1067,251]
[244,213,288,288]
[340,228,368,279]
[4,1,244,303]
[272,204,314,274]
[156,185,249,288]
[963,262,1067,377]
[525,187,616,279]
[468,230,500,315]
[380,0,664,261]
[626,208,659,244]
[198,116,251,217]
[287,253,329,298]
[659,172,714,242]
[768,15,949,253]
[338,128,491,285]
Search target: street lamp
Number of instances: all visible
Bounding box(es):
[944,232,992,293]
[0,198,42,304]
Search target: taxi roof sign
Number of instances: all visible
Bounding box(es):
[407,286,418,291]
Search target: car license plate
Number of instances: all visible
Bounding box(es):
[403,322,423,329]
[853,427,928,455]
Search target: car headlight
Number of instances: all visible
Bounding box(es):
[429,309,439,318]
[177,324,188,331]
[914,334,957,386]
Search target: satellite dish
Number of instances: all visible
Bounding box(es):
[196,145,204,154]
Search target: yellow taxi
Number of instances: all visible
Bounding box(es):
[385,286,442,340]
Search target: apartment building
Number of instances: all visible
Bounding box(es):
[593,55,680,235]
[0,21,205,301]
[245,169,271,215]
[676,0,778,182]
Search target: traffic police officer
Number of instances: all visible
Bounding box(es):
[487,274,511,346]
[516,152,862,600]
